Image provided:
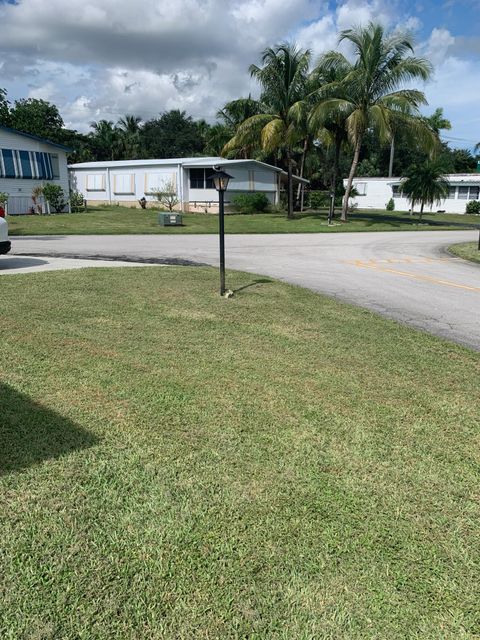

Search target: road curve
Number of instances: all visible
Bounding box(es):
[10,230,480,350]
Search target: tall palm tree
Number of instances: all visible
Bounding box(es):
[223,43,311,218]
[313,23,435,221]
[117,114,142,159]
[401,161,449,220]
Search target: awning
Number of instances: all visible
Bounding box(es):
[0,149,54,180]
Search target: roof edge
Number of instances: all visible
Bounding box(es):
[0,124,73,152]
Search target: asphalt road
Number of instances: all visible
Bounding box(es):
[9,230,480,350]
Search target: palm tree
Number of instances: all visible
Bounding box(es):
[312,23,434,221]
[217,97,265,159]
[90,120,121,161]
[117,114,142,159]
[223,43,311,218]
[385,108,450,178]
[308,57,351,220]
[425,107,451,135]
[401,161,449,220]
[218,97,264,129]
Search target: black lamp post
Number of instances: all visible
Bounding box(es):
[209,167,233,296]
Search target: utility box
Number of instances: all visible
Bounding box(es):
[158,212,183,226]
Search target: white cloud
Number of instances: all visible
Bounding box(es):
[0,0,477,149]
[296,15,337,60]
[335,0,395,32]
[423,27,455,65]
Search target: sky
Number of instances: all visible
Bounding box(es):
[0,0,478,150]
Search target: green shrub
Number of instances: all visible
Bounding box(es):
[0,192,8,206]
[466,200,480,215]
[42,184,67,213]
[386,198,395,211]
[307,190,330,209]
[231,192,269,214]
[70,190,85,213]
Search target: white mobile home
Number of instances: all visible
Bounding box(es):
[346,174,480,214]
[69,157,304,212]
[0,125,70,214]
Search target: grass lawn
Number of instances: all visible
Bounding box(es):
[8,204,480,235]
[1,267,479,638]
[449,241,480,264]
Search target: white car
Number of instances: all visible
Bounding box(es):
[0,211,11,255]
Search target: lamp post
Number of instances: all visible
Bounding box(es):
[328,190,335,224]
[209,168,233,296]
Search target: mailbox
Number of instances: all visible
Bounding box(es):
[158,212,182,226]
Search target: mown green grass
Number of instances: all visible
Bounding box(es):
[1,267,479,638]
[8,204,480,235]
[449,241,480,264]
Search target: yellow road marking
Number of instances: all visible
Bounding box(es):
[351,263,480,293]
[341,256,459,267]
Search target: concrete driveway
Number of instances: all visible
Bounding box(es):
[9,229,480,350]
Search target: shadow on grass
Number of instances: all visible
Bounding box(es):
[233,278,273,294]
[0,383,98,475]
[351,212,480,229]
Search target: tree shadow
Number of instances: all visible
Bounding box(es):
[0,256,49,272]
[351,212,479,229]
[233,278,273,294]
[0,383,98,475]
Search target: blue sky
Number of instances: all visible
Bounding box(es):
[0,0,478,150]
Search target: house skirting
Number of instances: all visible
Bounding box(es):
[85,199,225,213]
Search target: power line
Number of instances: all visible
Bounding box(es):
[440,134,479,144]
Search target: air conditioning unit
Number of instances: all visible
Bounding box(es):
[158,212,183,226]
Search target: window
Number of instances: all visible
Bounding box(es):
[468,186,479,200]
[145,172,176,194]
[448,186,456,199]
[355,182,367,195]
[113,174,135,195]
[205,171,214,189]
[190,168,214,189]
[0,149,55,179]
[86,174,106,191]
[392,184,402,197]
[190,168,204,189]
[458,186,469,200]
[51,154,60,179]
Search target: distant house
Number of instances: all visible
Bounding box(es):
[0,125,71,215]
[346,174,480,214]
[68,157,307,213]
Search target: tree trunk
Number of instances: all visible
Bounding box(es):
[342,136,362,222]
[296,138,308,210]
[419,201,424,222]
[287,150,294,219]
[329,135,342,223]
[388,137,395,178]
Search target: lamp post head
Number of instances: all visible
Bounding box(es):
[209,167,233,193]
